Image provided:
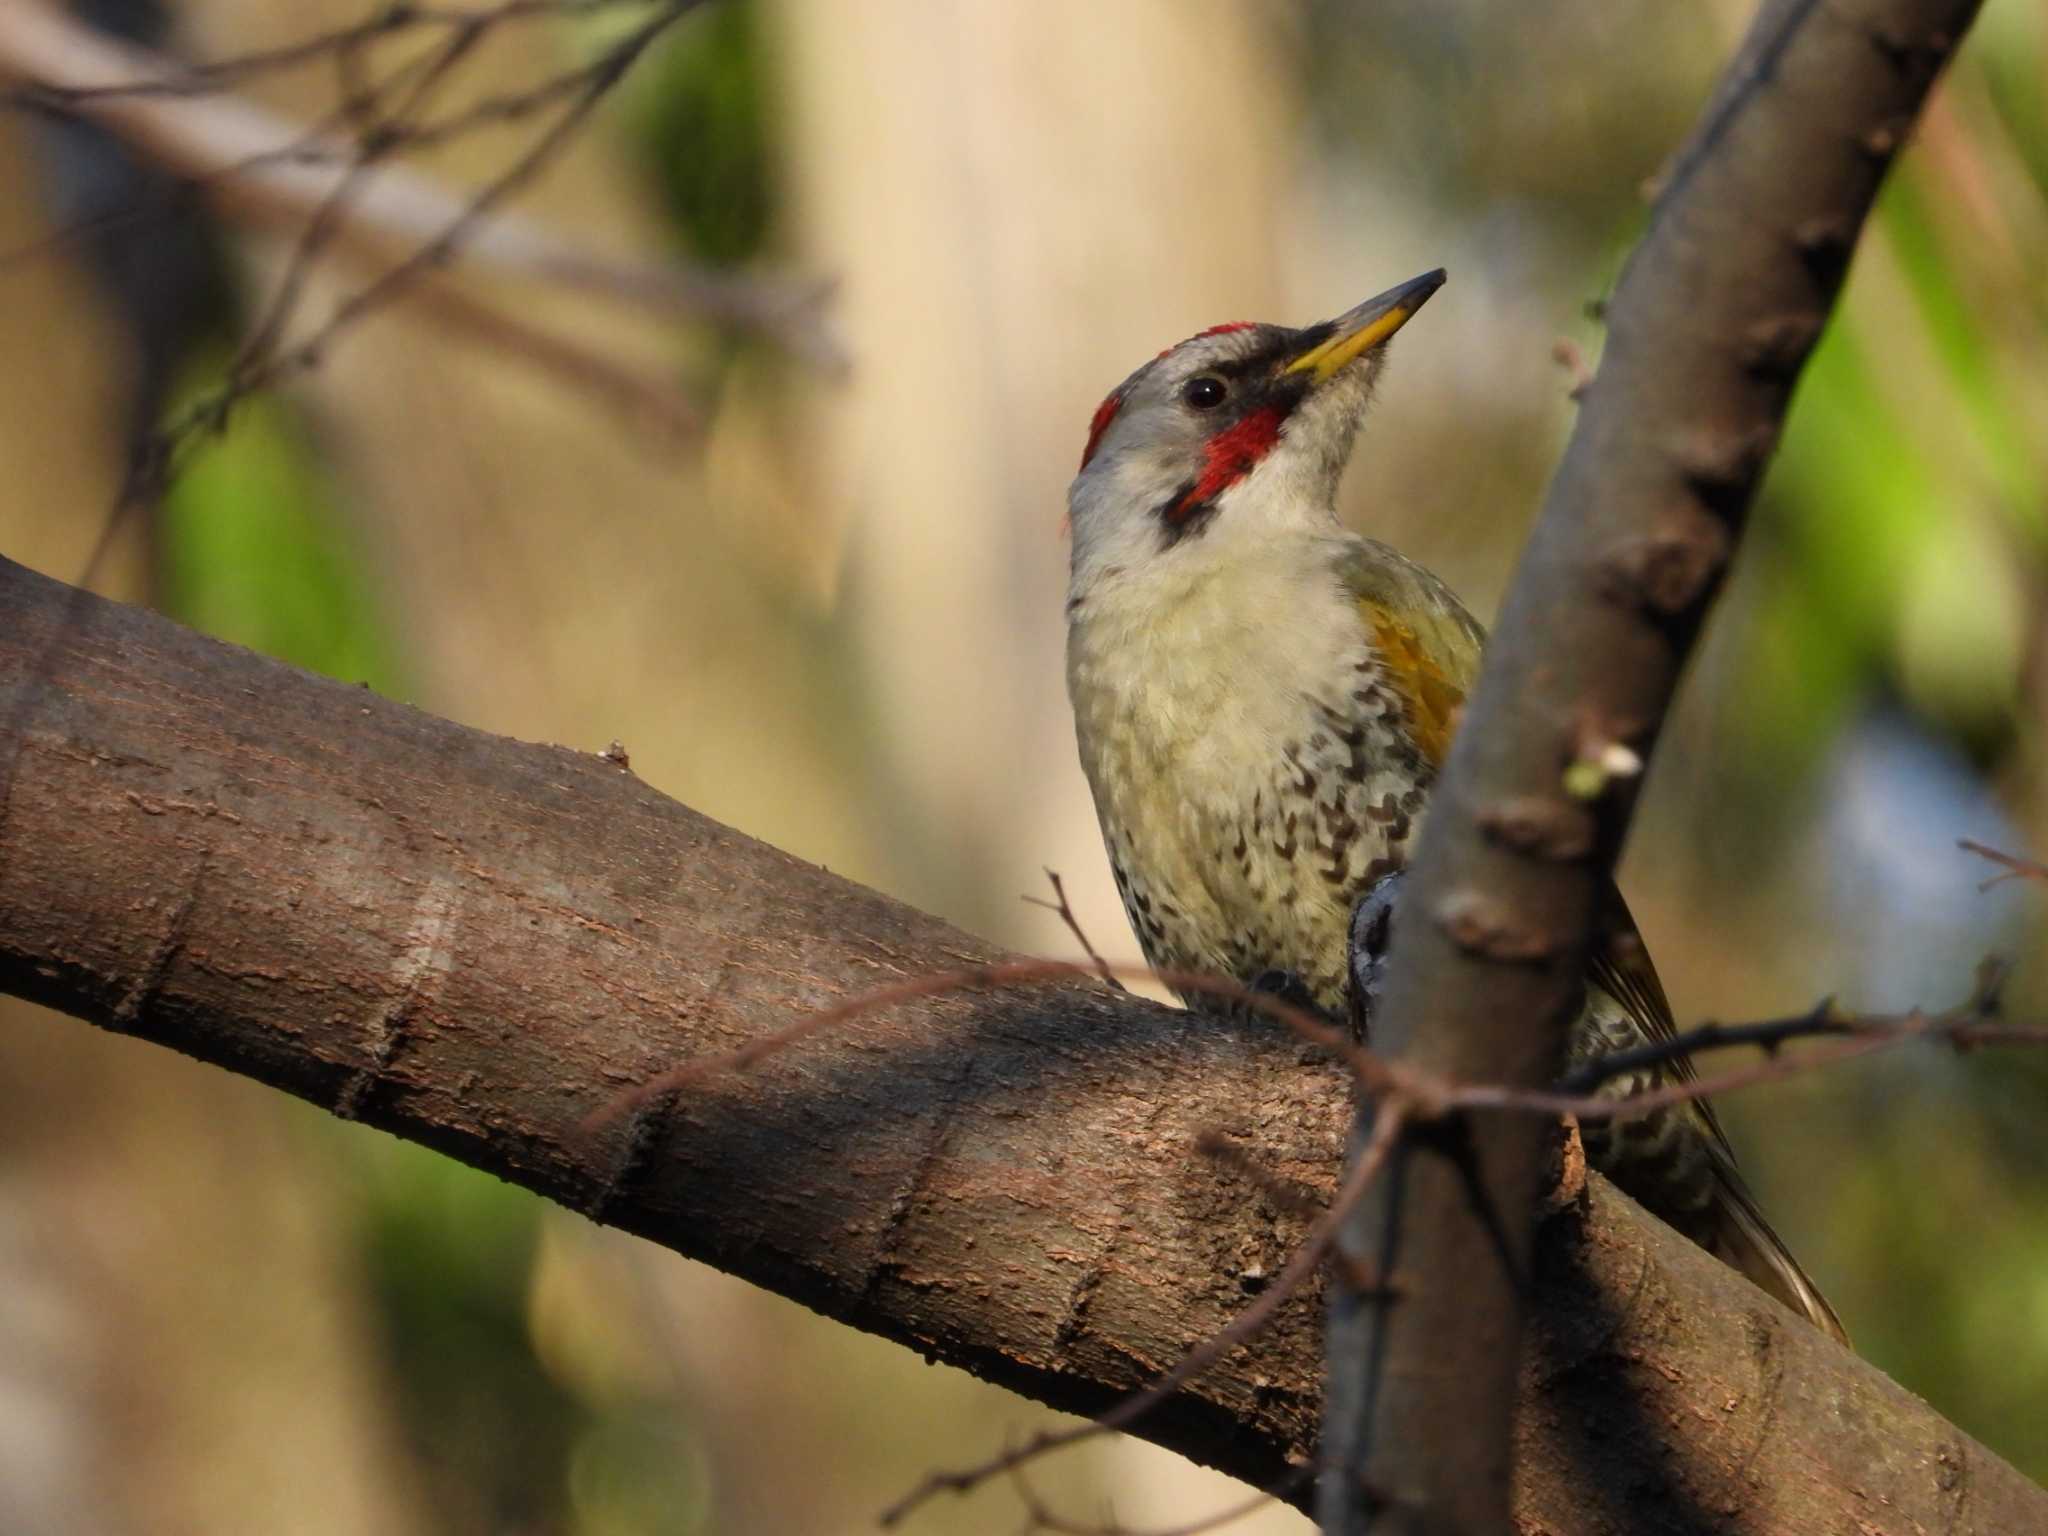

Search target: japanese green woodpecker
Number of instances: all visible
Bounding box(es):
[1063,269,1846,1342]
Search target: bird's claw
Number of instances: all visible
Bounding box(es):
[1248,968,1319,1013]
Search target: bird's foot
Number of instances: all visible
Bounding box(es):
[1247,968,1320,1014]
[1245,969,1345,1060]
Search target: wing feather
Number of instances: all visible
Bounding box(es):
[1334,537,1847,1343]
[1340,539,1484,772]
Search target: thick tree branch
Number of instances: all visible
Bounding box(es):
[1318,2,1982,1532]
[0,555,2040,1532]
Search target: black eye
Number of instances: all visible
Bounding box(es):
[1181,375,1228,410]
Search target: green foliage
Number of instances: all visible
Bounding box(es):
[352,1143,712,1536]
[569,1409,712,1536]
[355,1147,586,1535]
[622,2,776,268]
[1741,165,2036,772]
[157,363,398,692]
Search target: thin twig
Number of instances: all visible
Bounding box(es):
[592,936,2048,1156]
[584,955,1410,1137]
[222,7,490,398]
[0,0,660,106]
[1960,837,2048,890]
[1022,869,1127,992]
[1461,958,2031,1127]
[404,272,701,444]
[145,3,692,489]
[0,29,453,275]
[594,937,2048,1156]
[1556,1000,1854,1094]
[0,0,846,368]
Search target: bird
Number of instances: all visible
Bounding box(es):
[1062,269,1847,1344]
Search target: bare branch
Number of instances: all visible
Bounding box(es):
[1317,3,1985,1532]
[0,0,846,368]
[148,1,689,475]
[2,555,2044,1532]
[1959,837,2048,889]
[400,273,702,446]
[1023,870,1128,993]
[1,2,658,105]
[1549,955,2013,1097]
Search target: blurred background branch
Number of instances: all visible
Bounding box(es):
[0,0,844,358]
[0,0,841,502]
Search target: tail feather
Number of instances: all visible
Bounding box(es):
[1704,1165,1851,1347]
[1583,891,1849,1348]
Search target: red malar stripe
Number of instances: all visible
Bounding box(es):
[1171,404,1286,522]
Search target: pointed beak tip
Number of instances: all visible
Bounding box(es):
[1286,267,1449,382]
[1370,267,1448,324]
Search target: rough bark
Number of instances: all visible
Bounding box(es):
[0,554,2040,1532]
[1317,2,1984,1531]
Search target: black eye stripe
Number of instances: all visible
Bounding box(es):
[1285,319,1337,357]
[1202,353,1271,382]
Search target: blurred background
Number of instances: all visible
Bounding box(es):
[1,0,2045,1531]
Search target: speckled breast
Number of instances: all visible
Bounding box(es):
[1081,636,1438,1019]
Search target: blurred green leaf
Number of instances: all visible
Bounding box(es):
[354,1144,582,1536]
[158,359,399,691]
[623,2,776,269]
[570,1410,712,1536]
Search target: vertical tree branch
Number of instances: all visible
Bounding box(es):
[1317,2,1982,1531]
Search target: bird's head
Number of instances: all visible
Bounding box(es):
[1066,269,1443,591]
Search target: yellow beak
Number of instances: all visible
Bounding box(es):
[1283,268,1447,383]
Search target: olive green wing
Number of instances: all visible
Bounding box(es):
[1337,538,1486,773]
[1334,539,1847,1342]
[1335,543,1712,1110]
